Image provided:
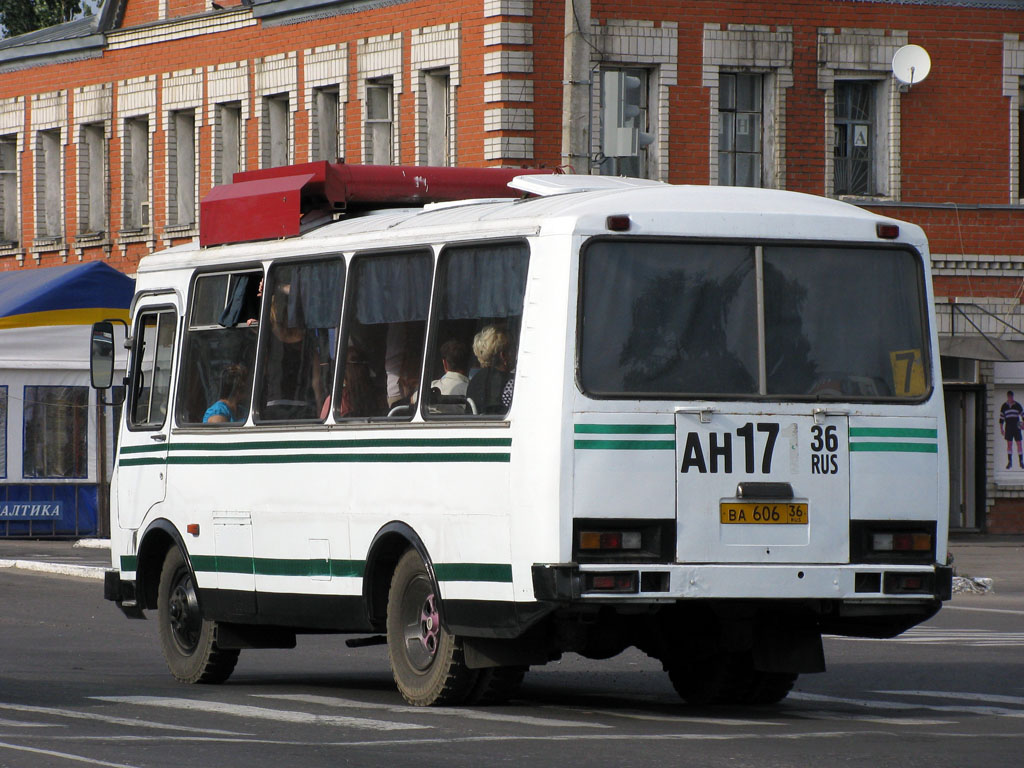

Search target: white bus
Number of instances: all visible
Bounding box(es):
[94,164,952,707]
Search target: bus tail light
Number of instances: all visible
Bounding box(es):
[573,519,675,563]
[579,530,642,551]
[850,521,936,564]
[872,532,932,553]
[583,571,638,594]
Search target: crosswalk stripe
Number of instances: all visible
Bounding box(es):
[259,694,609,729]
[0,740,141,768]
[876,690,1024,707]
[790,691,1024,719]
[92,696,429,732]
[837,628,1024,647]
[0,701,238,736]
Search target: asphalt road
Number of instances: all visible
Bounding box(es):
[0,541,1022,768]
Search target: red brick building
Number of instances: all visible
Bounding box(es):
[2,0,1024,532]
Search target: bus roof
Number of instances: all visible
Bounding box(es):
[139,178,925,274]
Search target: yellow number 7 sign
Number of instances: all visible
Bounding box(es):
[890,348,926,396]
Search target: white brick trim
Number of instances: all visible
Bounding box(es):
[702,24,793,188]
[304,44,349,163]
[817,27,908,201]
[106,8,256,52]
[588,20,678,181]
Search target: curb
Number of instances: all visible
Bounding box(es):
[0,559,106,580]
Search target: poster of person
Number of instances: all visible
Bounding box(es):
[994,387,1024,484]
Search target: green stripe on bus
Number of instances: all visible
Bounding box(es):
[167,437,512,452]
[120,444,169,455]
[164,452,510,465]
[187,555,506,583]
[849,442,938,453]
[849,428,938,439]
[574,439,675,450]
[574,424,674,435]
[120,452,510,467]
[434,563,513,583]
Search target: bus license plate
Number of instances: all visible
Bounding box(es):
[719,502,809,525]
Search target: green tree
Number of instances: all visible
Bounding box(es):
[0,0,82,38]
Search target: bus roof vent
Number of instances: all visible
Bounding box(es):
[199,162,555,247]
[508,174,664,197]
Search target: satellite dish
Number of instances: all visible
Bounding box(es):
[892,44,931,86]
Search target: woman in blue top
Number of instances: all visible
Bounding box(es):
[203,363,249,424]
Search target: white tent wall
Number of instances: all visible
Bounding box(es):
[0,323,127,537]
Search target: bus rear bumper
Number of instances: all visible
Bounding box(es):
[532,562,953,604]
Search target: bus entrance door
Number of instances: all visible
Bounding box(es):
[116,301,179,531]
[675,411,850,565]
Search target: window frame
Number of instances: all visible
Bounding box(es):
[365,78,395,166]
[79,122,107,236]
[0,133,19,246]
[262,93,291,169]
[421,238,531,422]
[176,266,264,427]
[598,66,652,179]
[251,256,344,425]
[126,305,177,432]
[21,384,90,480]
[333,247,432,424]
[168,108,197,228]
[123,116,150,232]
[718,71,765,188]
[575,235,933,405]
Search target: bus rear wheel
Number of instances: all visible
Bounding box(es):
[157,547,239,684]
[386,549,478,706]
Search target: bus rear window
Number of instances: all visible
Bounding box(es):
[579,239,930,401]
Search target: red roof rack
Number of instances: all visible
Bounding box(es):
[199,162,555,247]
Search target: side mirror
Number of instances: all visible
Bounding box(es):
[90,321,115,389]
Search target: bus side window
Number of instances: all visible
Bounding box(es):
[129,309,176,429]
[177,270,261,426]
[424,241,529,419]
[255,259,343,423]
[335,251,431,421]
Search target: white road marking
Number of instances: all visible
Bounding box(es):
[876,690,1024,707]
[0,701,238,735]
[944,604,1024,617]
[837,628,1024,647]
[259,693,608,729]
[0,717,55,727]
[0,740,140,767]
[535,704,783,727]
[93,696,428,731]
[790,691,1024,719]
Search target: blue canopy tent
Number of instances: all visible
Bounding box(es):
[0,262,134,538]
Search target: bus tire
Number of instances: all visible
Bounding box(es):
[157,547,239,684]
[386,549,478,706]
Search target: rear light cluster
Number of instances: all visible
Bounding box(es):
[572,519,674,564]
[584,572,638,593]
[850,520,936,564]
[578,531,642,552]
[872,532,932,553]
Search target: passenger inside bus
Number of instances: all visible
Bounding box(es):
[466,325,514,415]
[203,363,249,423]
[431,339,470,396]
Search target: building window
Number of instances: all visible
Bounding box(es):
[169,109,196,227]
[719,73,764,187]
[312,87,340,163]
[80,123,106,235]
[834,80,878,196]
[366,78,394,166]
[262,94,290,168]
[425,69,450,166]
[599,67,653,179]
[0,135,17,245]
[36,129,62,240]
[215,102,242,186]
[22,386,89,479]
[124,117,150,231]
[1019,92,1024,202]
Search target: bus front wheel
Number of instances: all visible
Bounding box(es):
[156,547,239,684]
[386,549,478,706]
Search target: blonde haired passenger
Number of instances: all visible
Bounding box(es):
[466,325,513,414]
